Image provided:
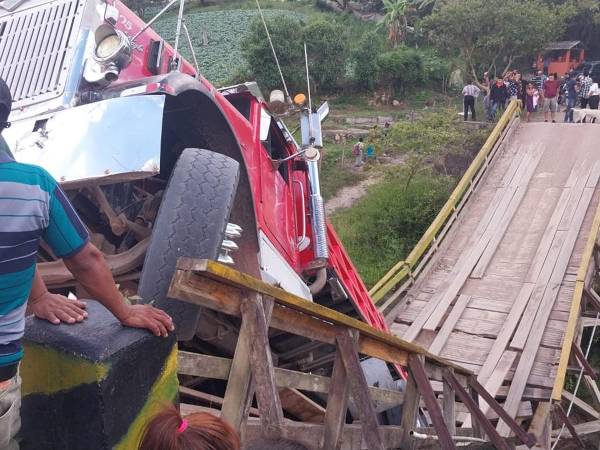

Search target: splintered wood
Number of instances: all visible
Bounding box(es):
[390,123,600,436]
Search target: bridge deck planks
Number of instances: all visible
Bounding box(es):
[389,123,600,427]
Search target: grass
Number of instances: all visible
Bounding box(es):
[320,142,367,201]
[331,169,455,287]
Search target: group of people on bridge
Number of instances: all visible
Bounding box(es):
[462,68,600,123]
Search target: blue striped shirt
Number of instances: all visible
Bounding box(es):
[0,136,89,366]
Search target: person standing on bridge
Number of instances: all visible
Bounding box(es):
[0,78,174,449]
[462,79,480,121]
[579,70,593,109]
[542,73,560,122]
[488,77,508,121]
[563,72,579,123]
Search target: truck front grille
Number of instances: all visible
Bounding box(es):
[0,0,83,109]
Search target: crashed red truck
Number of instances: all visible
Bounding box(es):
[1,0,389,375]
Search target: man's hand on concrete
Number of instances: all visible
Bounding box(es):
[117,304,174,337]
[28,292,88,325]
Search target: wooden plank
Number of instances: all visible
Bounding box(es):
[408,356,455,450]
[178,351,405,409]
[511,170,592,350]
[244,421,405,450]
[498,178,599,436]
[279,388,325,423]
[583,374,600,412]
[428,295,471,355]
[529,401,551,449]
[400,361,421,450]
[220,294,257,432]
[572,342,598,380]
[322,346,350,450]
[443,369,510,450]
[423,149,542,329]
[179,386,260,417]
[553,403,585,448]
[170,260,472,375]
[243,295,284,438]
[468,377,537,447]
[562,391,600,420]
[442,371,456,436]
[337,330,385,450]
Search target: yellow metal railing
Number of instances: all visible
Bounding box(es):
[551,199,600,401]
[369,100,521,304]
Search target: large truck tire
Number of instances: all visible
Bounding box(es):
[138,148,240,340]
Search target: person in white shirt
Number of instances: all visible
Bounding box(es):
[588,77,600,110]
[462,80,481,121]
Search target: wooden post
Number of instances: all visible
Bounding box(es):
[400,359,421,450]
[221,297,255,432]
[468,384,483,440]
[553,403,585,448]
[408,356,456,450]
[468,376,536,447]
[322,339,350,450]
[243,295,284,439]
[571,341,598,380]
[443,370,509,450]
[442,369,456,436]
[336,329,385,450]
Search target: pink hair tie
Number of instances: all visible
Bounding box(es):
[176,419,188,434]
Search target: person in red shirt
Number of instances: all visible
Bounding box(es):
[542,73,560,123]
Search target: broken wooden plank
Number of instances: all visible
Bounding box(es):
[179,386,260,417]
[428,295,472,355]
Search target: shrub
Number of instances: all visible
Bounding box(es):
[332,170,454,287]
[304,19,349,90]
[352,31,387,90]
[376,47,424,94]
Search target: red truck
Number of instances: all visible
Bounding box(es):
[0,0,388,372]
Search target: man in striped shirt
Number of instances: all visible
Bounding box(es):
[0,78,173,448]
[462,80,481,121]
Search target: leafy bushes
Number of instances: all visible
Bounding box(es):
[332,171,454,286]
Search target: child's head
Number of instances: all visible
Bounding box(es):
[140,406,240,450]
[243,438,312,450]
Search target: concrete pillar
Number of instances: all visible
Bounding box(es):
[19,300,178,450]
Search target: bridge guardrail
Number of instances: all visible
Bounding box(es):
[369,100,522,309]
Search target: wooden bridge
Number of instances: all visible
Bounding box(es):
[371,101,600,448]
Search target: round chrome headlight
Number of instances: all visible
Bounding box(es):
[93,24,131,68]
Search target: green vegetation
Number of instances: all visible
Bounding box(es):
[151,9,304,85]
[332,170,453,286]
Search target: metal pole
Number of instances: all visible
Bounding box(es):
[172,0,186,71]
[182,19,200,77]
[131,0,178,42]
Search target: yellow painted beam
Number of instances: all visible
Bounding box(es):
[551,199,600,401]
[370,100,520,304]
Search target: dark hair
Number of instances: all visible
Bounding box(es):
[243,438,311,450]
[139,405,240,450]
[358,137,363,142]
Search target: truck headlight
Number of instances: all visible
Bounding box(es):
[93,24,131,69]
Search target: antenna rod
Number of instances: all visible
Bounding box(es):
[304,42,313,142]
[131,0,178,42]
[182,19,200,77]
[255,0,290,102]
[172,0,186,71]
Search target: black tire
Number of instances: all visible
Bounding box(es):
[138,148,240,340]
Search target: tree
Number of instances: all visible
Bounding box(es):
[242,16,305,93]
[303,20,349,90]
[423,0,562,85]
[352,31,387,90]
[381,0,414,47]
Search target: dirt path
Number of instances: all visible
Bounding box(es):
[325,155,407,215]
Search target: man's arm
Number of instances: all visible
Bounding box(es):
[63,242,173,337]
[27,268,87,324]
